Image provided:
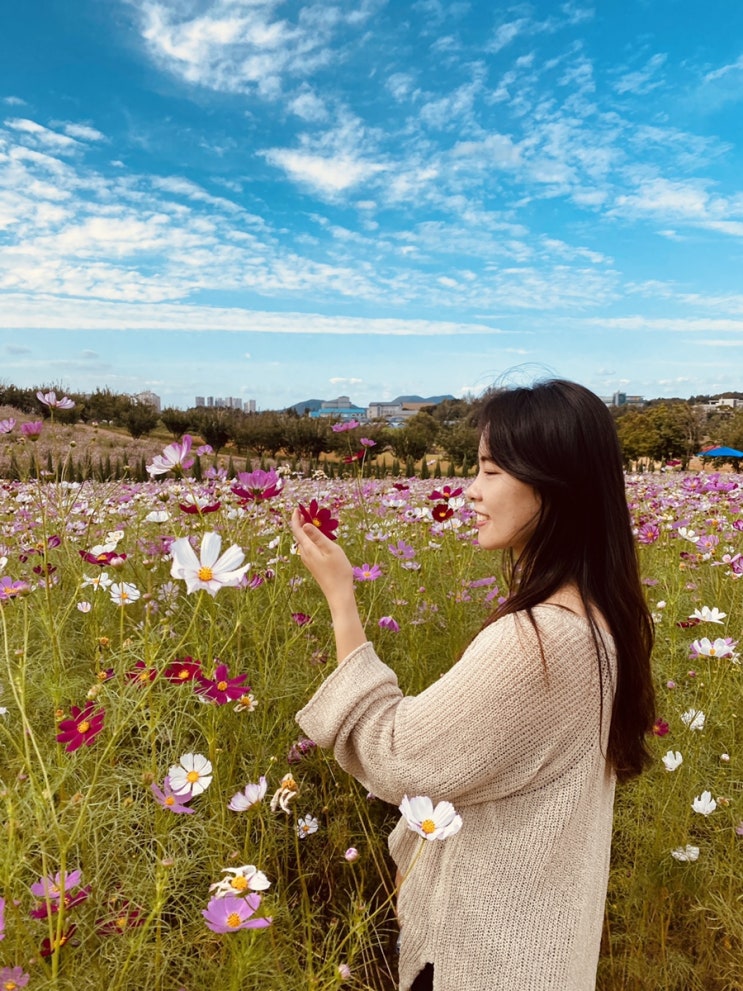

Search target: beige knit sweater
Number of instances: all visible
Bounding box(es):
[296,604,617,991]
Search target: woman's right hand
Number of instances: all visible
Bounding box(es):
[290,508,355,607]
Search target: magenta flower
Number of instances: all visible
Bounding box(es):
[147,435,194,477]
[178,496,221,514]
[232,469,283,501]
[652,717,670,737]
[151,776,196,814]
[291,612,312,626]
[0,418,16,434]
[378,615,400,632]
[0,895,5,939]
[287,738,317,764]
[360,437,376,447]
[202,892,272,933]
[0,966,29,989]
[352,563,382,581]
[126,661,158,685]
[20,420,43,440]
[56,704,105,751]
[31,885,91,918]
[428,485,462,501]
[298,500,339,540]
[95,901,145,935]
[37,390,75,410]
[331,420,359,432]
[40,924,77,957]
[196,662,249,704]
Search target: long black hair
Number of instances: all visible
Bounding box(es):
[477,379,655,782]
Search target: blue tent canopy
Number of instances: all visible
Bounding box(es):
[696,446,743,458]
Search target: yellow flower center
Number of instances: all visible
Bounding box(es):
[178,669,190,680]
[186,770,200,784]
[165,796,175,806]
[115,916,128,929]
[77,720,91,734]
[230,876,249,891]
[217,680,228,691]
[420,819,436,835]
[198,566,214,581]
[709,647,716,655]
[5,980,19,990]
[226,912,243,928]
[312,517,322,527]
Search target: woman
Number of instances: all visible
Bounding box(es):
[291,379,655,991]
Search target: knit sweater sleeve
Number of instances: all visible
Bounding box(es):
[296,609,607,806]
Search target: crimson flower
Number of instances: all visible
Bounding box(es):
[126,661,157,685]
[40,924,77,957]
[179,498,221,514]
[30,885,92,918]
[56,704,105,751]
[298,500,339,540]
[431,502,454,522]
[96,901,145,935]
[196,662,250,704]
[163,657,202,683]
[342,450,365,463]
[428,485,462,501]
[652,718,670,737]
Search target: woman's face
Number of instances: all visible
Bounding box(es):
[465,439,541,554]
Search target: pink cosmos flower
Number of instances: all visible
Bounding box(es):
[202,893,272,933]
[196,662,249,704]
[0,895,5,939]
[31,869,83,900]
[56,704,105,751]
[151,776,196,814]
[331,420,359,432]
[360,437,376,447]
[378,615,400,632]
[353,563,382,581]
[170,532,250,596]
[37,390,75,410]
[232,469,283,501]
[146,435,194,477]
[0,577,30,602]
[0,966,29,989]
[30,885,91,918]
[0,418,16,434]
[20,420,43,440]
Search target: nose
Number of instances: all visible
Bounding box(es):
[465,476,478,502]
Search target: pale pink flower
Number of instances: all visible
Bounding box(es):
[147,435,194,476]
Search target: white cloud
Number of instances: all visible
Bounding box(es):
[62,123,106,142]
[613,53,667,96]
[262,148,385,194]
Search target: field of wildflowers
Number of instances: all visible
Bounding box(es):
[0,429,742,990]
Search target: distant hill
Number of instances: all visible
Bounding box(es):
[287,394,454,414]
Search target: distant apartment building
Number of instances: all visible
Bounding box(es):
[697,397,743,412]
[195,395,205,407]
[611,392,645,408]
[310,395,366,421]
[195,395,256,411]
[135,390,161,411]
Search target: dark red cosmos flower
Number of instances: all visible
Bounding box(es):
[676,618,701,629]
[298,500,339,541]
[431,502,454,522]
[291,612,312,627]
[196,662,249,705]
[342,450,365,463]
[19,534,61,562]
[428,485,462,501]
[40,924,78,957]
[392,482,409,491]
[56,704,105,752]
[96,901,145,935]
[126,661,157,685]
[178,500,221,514]
[163,657,202,683]
[652,718,670,737]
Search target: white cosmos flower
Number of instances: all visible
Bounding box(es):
[144,510,170,523]
[81,572,113,591]
[169,532,250,597]
[671,845,700,862]
[296,815,319,838]
[690,637,736,658]
[399,795,463,841]
[689,605,726,624]
[168,752,213,797]
[691,790,717,816]
[681,709,705,731]
[228,776,268,812]
[209,864,271,896]
[109,582,140,606]
[662,750,683,772]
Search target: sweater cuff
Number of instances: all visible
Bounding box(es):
[296,641,397,748]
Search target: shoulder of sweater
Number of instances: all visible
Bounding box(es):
[470,604,614,653]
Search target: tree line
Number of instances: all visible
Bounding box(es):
[2,382,743,469]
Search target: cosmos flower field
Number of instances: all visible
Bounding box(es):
[0,447,741,990]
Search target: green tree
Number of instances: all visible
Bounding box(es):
[121,403,160,439]
[160,408,194,439]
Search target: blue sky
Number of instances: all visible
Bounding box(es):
[1,0,743,410]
